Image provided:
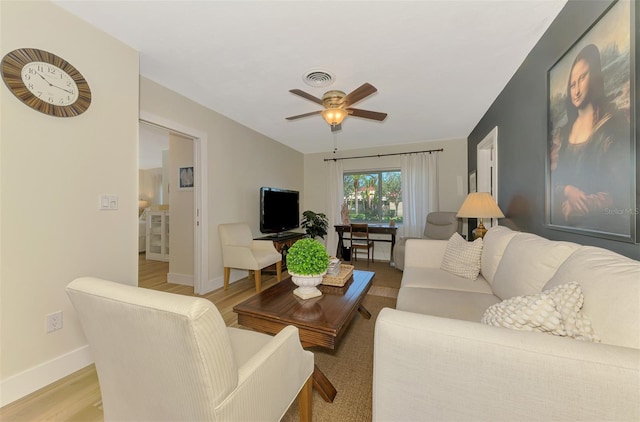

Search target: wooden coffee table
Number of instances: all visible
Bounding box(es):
[233,269,375,402]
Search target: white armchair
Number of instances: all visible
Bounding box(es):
[66,277,314,422]
[218,223,282,292]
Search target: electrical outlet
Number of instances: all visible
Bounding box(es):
[46,311,63,333]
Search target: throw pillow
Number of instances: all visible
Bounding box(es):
[440,232,483,280]
[481,281,600,342]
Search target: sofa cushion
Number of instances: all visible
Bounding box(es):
[543,246,640,349]
[440,233,483,280]
[481,282,600,342]
[481,226,519,285]
[396,287,500,322]
[401,267,493,294]
[491,233,580,300]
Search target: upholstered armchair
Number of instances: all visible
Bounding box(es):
[66,277,314,422]
[218,223,282,292]
[393,211,461,271]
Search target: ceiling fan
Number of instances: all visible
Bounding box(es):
[286,82,387,132]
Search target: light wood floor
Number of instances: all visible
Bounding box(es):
[0,254,399,421]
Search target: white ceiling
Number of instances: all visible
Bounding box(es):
[54,0,566,154]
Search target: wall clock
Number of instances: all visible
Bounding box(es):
[1,48,91,117]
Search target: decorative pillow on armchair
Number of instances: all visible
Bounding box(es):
[440,233,483,280]
[481,281,600,342]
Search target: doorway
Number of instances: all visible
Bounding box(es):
[138,112,209,295]
[477,126,499,228]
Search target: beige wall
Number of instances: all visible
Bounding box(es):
[139,168,163,206]
[0,1,139,405]
[168,133,194,284]
[139,78,304,291]
[304,138,468,260]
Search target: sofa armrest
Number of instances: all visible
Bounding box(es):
[404,238,447,268]
[373,308,640,422]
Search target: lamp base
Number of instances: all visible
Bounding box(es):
[471,221,488,240]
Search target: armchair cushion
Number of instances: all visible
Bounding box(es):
[219,223,281,271]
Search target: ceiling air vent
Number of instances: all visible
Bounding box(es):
[302,69,335,88]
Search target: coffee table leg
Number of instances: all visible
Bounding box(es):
[358,304,372,320]
[313,364,337,403]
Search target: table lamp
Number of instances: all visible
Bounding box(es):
[457,192,505,239]
[138,199,149,216]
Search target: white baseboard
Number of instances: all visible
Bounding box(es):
[204,276,224,293]
[201,270,247,294]
[167,272,193,286]
[0,345,93,407]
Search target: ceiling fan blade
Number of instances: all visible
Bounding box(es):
[289,89,324,105]
[285,110,322,120]
[340,83,377,107]
[331,123,342,133]
[347,108,388,121]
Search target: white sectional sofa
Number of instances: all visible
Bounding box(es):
[373,225,640,421]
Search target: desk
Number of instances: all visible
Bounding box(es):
[334,224,398,263]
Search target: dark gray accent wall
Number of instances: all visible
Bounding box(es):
[468,0,639,259]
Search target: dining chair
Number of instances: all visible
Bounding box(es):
[350,223,374,264]
[66,277,314,422]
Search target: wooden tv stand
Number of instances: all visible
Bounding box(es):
[255,232,306,272]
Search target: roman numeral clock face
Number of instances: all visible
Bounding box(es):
[1,48,91,117]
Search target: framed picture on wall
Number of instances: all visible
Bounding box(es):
[178,166,194,191]
[546,0,636,242]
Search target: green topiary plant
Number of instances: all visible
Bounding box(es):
[286,238,330,276]
[301,210,329,239]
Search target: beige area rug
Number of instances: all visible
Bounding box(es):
[281,293,397,422]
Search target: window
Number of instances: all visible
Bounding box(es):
[343,170,402,224]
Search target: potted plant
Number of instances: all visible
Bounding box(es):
[301,210,329,239]
[286,238,330,299]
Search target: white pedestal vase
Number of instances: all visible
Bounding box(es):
[290,272,326,299]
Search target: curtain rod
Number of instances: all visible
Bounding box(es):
[323,148,443,162]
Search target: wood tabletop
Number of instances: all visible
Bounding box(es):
[233,270,375,350]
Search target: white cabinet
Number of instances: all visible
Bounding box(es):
[146,211,170,262]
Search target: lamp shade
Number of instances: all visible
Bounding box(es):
[457,192,504,219]
[138,200,149,208]
[321,108,348,126]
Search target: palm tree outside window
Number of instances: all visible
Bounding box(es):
[343,170,402,224]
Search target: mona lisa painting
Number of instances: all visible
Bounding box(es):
[547,0,636,242]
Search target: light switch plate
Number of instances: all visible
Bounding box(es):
[99,194,118,210]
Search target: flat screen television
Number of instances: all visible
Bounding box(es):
[260,187,300,234]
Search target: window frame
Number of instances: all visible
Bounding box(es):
[343,169,401,224]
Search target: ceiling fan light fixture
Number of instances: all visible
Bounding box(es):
[321,108,348,126]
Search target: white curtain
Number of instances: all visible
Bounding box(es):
[326,159,344,257]
[400,152,439,238]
